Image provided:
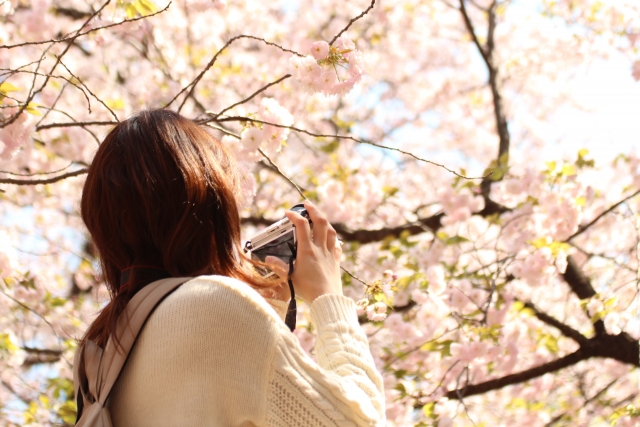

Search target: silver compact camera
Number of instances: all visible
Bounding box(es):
[244,203,312,332]
[243,203,312,269]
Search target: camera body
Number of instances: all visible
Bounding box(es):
[244,204,312,270]
[243,203,312,331]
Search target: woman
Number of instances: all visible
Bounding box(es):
[76,109,385,426]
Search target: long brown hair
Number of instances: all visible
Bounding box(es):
[81,109,274,348]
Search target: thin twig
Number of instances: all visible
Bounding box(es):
[36,120,117,131]
[568,188,640,241]
[329,0,377,45]
[214,116,487,179]
[341,266,368,286]
[0,162,74,176]
[257,148,305,198]
[0,2,172,50]
[56,58,119,121]
[167,35,303,112]
[213,74,292,118]
[0,1,113,129]
[0,168,88,185]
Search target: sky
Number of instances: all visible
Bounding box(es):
[546,53,640,163]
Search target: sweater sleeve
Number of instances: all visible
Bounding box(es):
[265,294,385,427]
[264,297,288,322]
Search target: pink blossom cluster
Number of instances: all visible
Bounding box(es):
[355,270,397,322]
[0,100,34,160]
[537,192,582,240]
[437,187,484,226]
[509,247,559,286]
[0,231,17,278]
[236,97,294,159]
[632,60,640,81]
[289,37,365,96]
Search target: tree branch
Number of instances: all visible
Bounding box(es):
[0,2,172,50]
[522,300,589,346]
[458,0,490,64]
[0,168,88,185]
[22,347,63,367]
[36,120,117,131]
[459,0,510,197]
[166,35,303,112]
[213,116,486,179]
[446,349,588,399]
[568,188,640,241]
[213,74,292,118]
[562,255,606,336]
[329,0,377,45]
[241,200,509,245]
[258,148,305,199]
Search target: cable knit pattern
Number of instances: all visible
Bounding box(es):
[106,275,385,427]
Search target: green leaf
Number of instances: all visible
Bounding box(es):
[445,235,469,245]
[541,333,559,354]
[393,369,407,378]
[423,402,436,419]
[394,383,407,396]
[25,102,42,116]
[319,140,339,153]
[561,164,577,176]
[382,185,399,197]
[125,3,137,18]
[0,81,21,95]
[545,161,556,173]
[58,401,77,425]
[105,98,125,110]
[135,0,157,15]
[488,167,505,181]
[438,340,453,357]
[435,231,449,241]
[498,152,509,166]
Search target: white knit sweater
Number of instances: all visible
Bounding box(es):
[107,275,386,426]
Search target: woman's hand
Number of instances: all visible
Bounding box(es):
[265,200,343,304]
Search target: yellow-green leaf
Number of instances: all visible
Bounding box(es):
[134,0,157,16]
[546,161,556,172]
[125,3,137,18]
[561,164,577,176]
[423,402,436,419]
[106,98,125,110]
[25,102,42,116]
[0,81,21,95]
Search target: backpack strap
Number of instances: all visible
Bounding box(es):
[74,277,191,425]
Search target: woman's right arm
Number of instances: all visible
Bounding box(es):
[264,201,385,426]
[266,295,385,427]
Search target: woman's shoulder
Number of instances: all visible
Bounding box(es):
[156,274,284,325]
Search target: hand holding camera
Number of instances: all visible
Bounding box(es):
[279,200,343,304]
[245,200,343,304]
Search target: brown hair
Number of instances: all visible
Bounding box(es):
[81,109,274,348]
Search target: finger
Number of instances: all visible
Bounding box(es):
[264,256,289,280]
[303,200,328,248]
[326,225,337,252]
[285,210,312,252]
[333,241,343,262]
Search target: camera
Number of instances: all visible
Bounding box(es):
[243,203,312,271]
[244,204,312,332]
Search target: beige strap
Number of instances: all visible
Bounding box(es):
[76,277,192,412]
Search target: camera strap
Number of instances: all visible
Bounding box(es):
[284,242,297,332]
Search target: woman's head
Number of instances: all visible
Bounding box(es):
[81,109,270,347]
